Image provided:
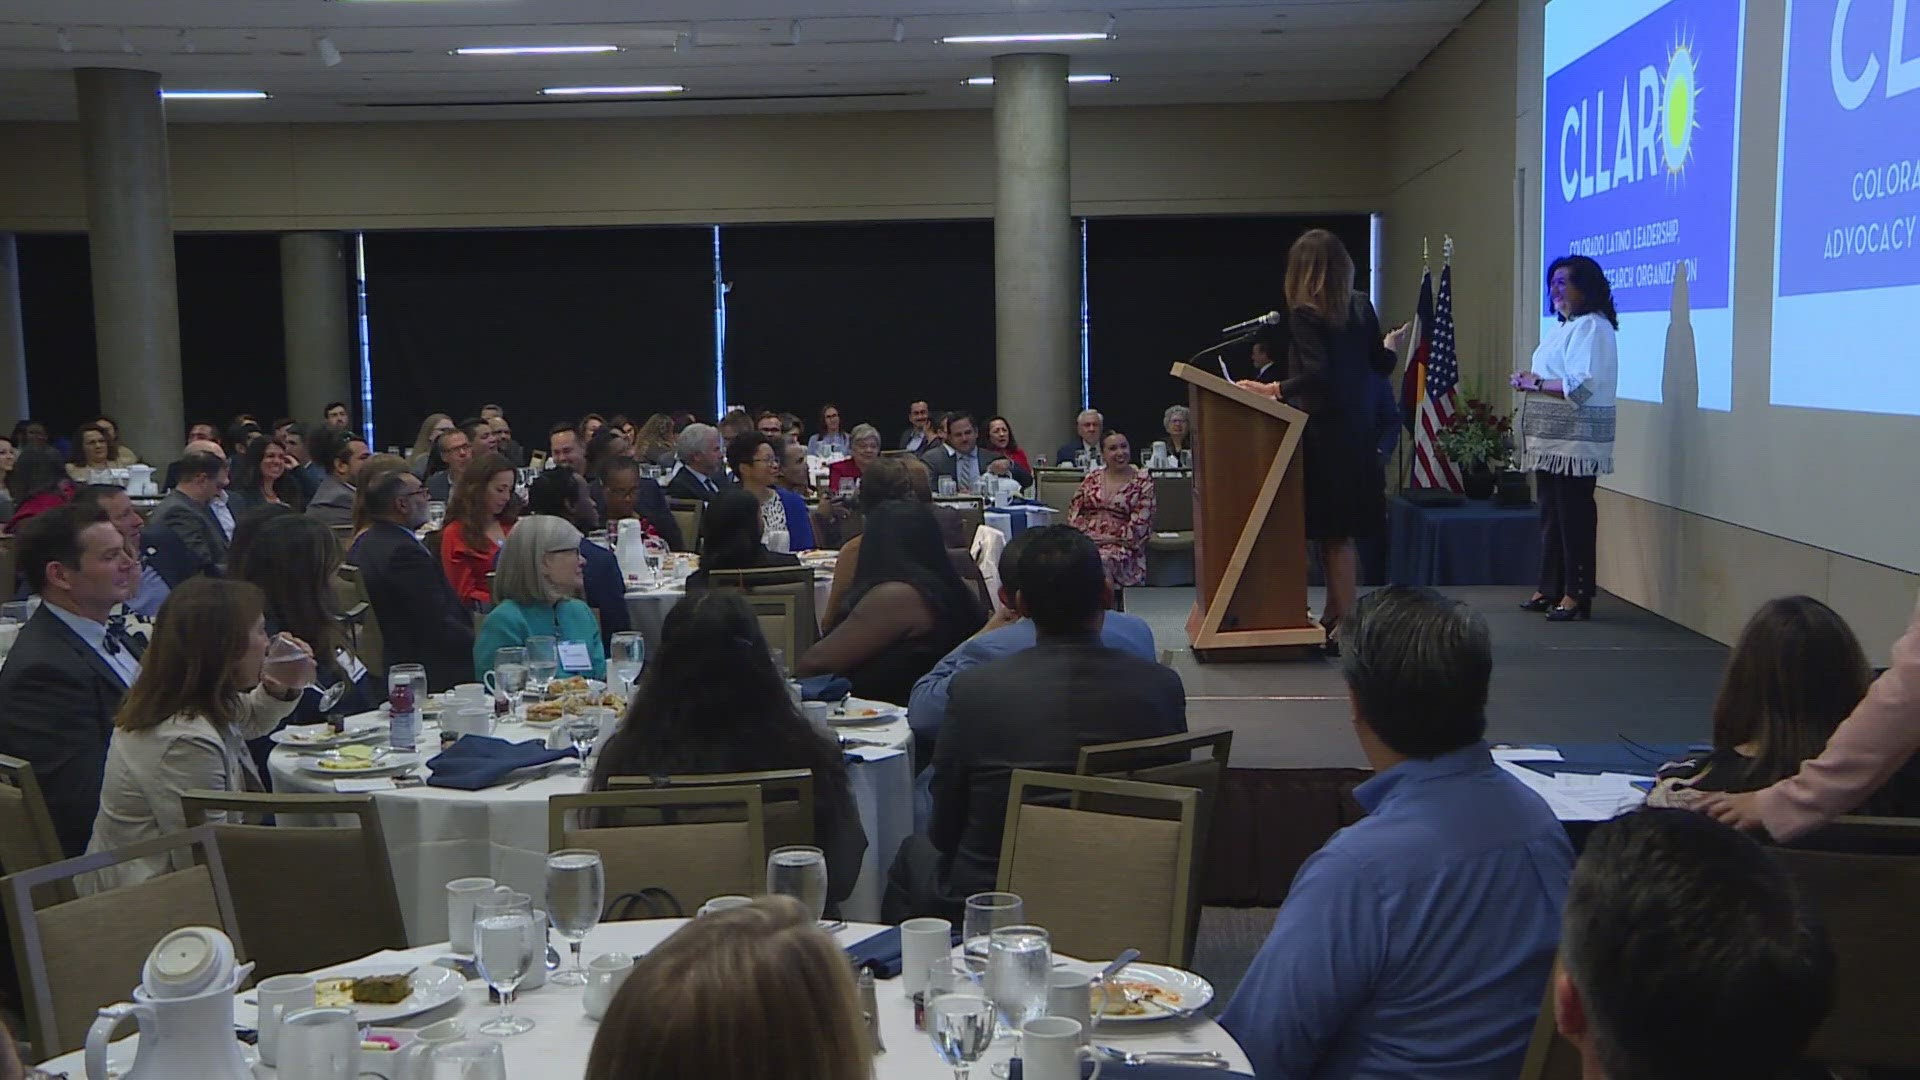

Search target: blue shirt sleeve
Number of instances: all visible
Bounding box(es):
[778,488,817,551]
[909,626,1031,742]
[1219,847,1386,1080]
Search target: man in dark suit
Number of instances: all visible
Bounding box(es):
[664,422,732,503]
[1054,408,1105,468]
[884,525,1187,922]
[0,503,142,856]
[546,422,602,531]
[347,468,475,691]
[898,400,942,454]
[143,450,229,577]
[919,412,1033,490]
[305,427,372,529]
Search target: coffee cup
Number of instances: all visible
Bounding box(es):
[445,877,496,952]
[1020,1017,1085,1080]
[445,706,494,740]
[698,894,754,916]
[1047,970,1093,1043]
[900,918,952,997]
[256,973,316,1067]
[276,1007,359,1080]
[583,952,635,1021]
[391,1018,465,1080]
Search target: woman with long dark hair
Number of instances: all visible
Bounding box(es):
[1652,596,1920,816]
[797,501,985,704]
[228,435,306,512]
[590,591,867,904]
[686,490,800,592]
[807,404,850,459]
[984,415,1030,474]
[5,442,74,530]
[1515,253,1619,622]
[66,422,114,482]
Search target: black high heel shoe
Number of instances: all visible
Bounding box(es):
[1518,596,1553,612]
[1545,600,1592,622]
[1319,615,1341,658]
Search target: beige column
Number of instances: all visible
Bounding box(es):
[0,234,28,423]
[75,67,183,461]
[280,232,357,424]
[992,53,1080,459]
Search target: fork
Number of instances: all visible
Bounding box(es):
[1094,1046,1228,1068]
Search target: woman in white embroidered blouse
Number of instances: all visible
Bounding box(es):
[83,577,314,892]
[1512,254,1618,623]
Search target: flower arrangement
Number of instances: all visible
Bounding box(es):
[1433,398,1513,473]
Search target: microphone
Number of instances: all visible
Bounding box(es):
[1220,311,1282,335]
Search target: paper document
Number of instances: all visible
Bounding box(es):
[1491,746,1565,763]
[1495,760,1650,822]
[334,777,397,793]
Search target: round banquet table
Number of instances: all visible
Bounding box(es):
[43,920,1252,1078]
[623,570,835,655]
[267,708,914,942]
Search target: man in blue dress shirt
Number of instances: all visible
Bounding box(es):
[1220,585,1574,1079]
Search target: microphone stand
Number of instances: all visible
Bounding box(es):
[1182,330,1260,371]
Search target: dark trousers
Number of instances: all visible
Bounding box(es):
[1536,471,1598,602]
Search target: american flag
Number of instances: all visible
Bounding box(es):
[1410,262,1464,492]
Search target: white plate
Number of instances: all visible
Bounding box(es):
[270,721,389,749]
[239,966,466,1026]
[296,750,421,777]
[1091,963,1215,1023]
[824,697,905,726]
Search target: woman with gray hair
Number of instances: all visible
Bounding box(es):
[472,514,606,680]
[1163,404,1192,456]
[825,423,882,496]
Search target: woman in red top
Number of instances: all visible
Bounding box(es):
[5,444,74,532]
[440,451,518,609]
[824,424,882,498]
[985,416,1031,474]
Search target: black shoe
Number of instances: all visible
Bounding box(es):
[1518,596,1553,612]
[1545,602,1591,622]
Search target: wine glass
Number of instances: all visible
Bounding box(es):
[607,632,644,699]
[962,892,1023,971]
[563,717,600,773]
[765,845,828,921]
[986,925,1052,1041]
[472,893,539,1036]
[545,849,604,987]
[928,992,998,1080]
[263,633,318,691]
[524,636,558,695]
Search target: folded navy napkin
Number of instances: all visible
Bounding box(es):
[799,674,853,702]
[845,925,963,979]
[1007,1060,1251,1079]
[425,735,577,790]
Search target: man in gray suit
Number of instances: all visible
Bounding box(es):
[883,525,1186,923]
[918,412,1032,491]
[305,427,371,529]
[143,450,229,577]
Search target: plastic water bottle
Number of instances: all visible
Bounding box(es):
[387,663,425,752]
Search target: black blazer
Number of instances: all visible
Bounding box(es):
[145,489,227,574]
[665,467,731,504]
[347,522,476,692]
[0,605,140,856]
[927,636,1187,902]
[919,446,1033,488]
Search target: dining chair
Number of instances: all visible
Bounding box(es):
[548,786,766,916]
[694,566,820,651]
[1035,469,1085,515]
[1145,472,1196,587]
[0,755,71,906]
[1,825,244,1060]
[1516,966,1583,1080]
[742,592,798,675]
[334,564,387,679]
[180,791,408,980]
[666,499,703,554]
[607,769,816,857]
[996,770,1199,967]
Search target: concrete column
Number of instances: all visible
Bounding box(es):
[992,53,1079,460]
[0,234,28,423]
[280,231,356,424]
[75,68,183,462]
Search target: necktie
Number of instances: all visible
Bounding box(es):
[958,453,978,490]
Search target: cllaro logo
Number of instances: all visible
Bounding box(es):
[1558,26,1705,201]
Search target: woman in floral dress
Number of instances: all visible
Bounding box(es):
[1068,429,1156,603]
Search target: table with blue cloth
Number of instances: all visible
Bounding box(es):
[1504,742,1709,852]
[1386,495,1542,586]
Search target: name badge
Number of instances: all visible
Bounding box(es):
[557,640,593,672]
[338,649,369,683]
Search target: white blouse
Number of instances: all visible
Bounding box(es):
[1528,312,1619,408]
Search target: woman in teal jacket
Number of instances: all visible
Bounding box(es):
[474,514,607,682]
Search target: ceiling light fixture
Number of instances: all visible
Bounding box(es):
[963,73,1116,86]
[453,44,619,56]
[938,32,1113,44]
[162,90,272,101]
[538,84,686,96]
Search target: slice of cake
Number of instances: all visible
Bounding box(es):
[351,973,413,1004]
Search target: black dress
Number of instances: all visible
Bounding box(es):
[1276,291,1398,541]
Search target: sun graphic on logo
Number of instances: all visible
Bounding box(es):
[1661,35,1700,176]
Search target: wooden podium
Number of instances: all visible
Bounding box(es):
[1170,362,1326,658]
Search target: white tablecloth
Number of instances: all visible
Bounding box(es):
[267,710,913,942]
[623,574,834,654]
[46,920,1251,1078]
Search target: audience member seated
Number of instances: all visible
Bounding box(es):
[983,415,1030,474]
[66,422,115,482]
[633,413,678,469]
[93,414,141,467]
[424,424,475,503]
[898,399,941,454]
[666,422,732,503]
[825,423,882,496]
[1068,429,1156,601]
[596,456,683,550]
[0,433,16,522]
[775,439,813,498]
[920,411,1033,490]
[808,403,850,459]
[797,501,985,710]
[730,432,816,553]
[407,413,454,478]
[223,418,261,460]
[277,422,324,500]
[160,427,220,490]
[590,592,867,905]
[441,451,518,610]
[685,490,802,592]
[718,407,753,441]
[225,504,299,583]
[348,468,475,690]
[304,427,372,529]
[1055,408,1104,468]
[228,434,306,512]
[322,401,352,433]
[1553,809,1835,1080]
[78,483,169,621]
[580,413,607,442]
[884,525,1185,923]
[583,896,870,1080]
[6,443,73,530]
[546,422,603,532]
[1649,595,1920,815]
[781,412,804,446]
[1220,585,1575,1080]
[584,425,630,485]
[489,412,527,468]
[10,419,48,448]
[0,504,139,856]
[821,457,914,628]
[1163,404,1191,457]
[347,453,411,540]
[524,470,633,650]
[474,514,606,681]
[84,578,311,892]
[238,515,379,777]
[755,411,787,443]
[145,450,230,577]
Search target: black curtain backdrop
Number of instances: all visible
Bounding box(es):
[721,221,994,445]
[15,233,286,450]
[362,228,714,454]
[1084,215,1372,457]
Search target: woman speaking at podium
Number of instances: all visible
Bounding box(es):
[1513,254,1618,622]
[1237,229,1407,654]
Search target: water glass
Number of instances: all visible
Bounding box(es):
[986,925,1052,1049]
[765,845,829,921]
[426,501,447,530]
[938,475,958,497]
[608,632,645,697]
[488,647,529,701]
[263,633,316,690]
[473,893,539,1036]
[545,849,605,987]
[429,1039,508,1080]
[927,992,997,1080]
[524,636,559,694]
[962,892,1023,969]
[564,717,599,771]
